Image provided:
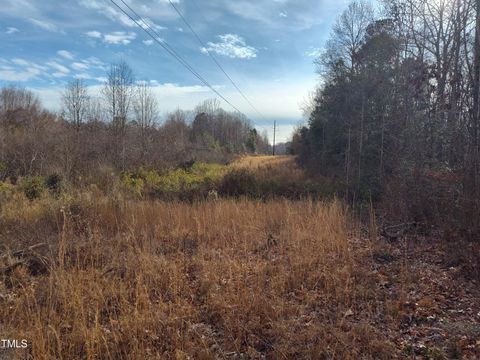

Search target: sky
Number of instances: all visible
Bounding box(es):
[0,0,351,142]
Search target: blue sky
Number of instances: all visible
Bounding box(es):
[0,0,350,142]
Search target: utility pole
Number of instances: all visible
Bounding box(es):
[272,120,276,156]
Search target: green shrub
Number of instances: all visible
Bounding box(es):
[137,167,162,185]
[138,163,226,199]
[20,176,45,200]
[121,172,145,196]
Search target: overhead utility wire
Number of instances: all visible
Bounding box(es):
[114,0,242,114]
[108,0,245,115]
[167,0,267,120]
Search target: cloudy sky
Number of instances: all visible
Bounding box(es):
[0,0,351,142]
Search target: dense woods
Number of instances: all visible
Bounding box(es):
[294,0,480,238]
[0,61,269,183]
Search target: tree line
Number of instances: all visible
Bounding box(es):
[293,0,479,236]
[0,61,270,182]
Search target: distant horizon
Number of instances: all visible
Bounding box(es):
[27,81,307,144]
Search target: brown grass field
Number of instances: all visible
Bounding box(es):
[231,156,306,186]
[1,156,479,359]
[232,155,298,170]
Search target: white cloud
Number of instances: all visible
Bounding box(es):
[11,58,30,67]
[29,18,63,33]
[32,79,208,112]
[128,82,221,114]
[71,72,106,83]
[46,61,70,74]
[52,72,69,78]
[31,87,69,110]
[218,0,330,31]
[305,47,323,57]
[143,39,154,46]
[79,0,136,28]
[0,68,41,81]
[0,58,45,81]
[0,64,14,71]
[6,27,19,34]
[86,30,137,45]
[83,56,106,69]
[103,31,136,45]
[201,34,257,59]
[279,12,288,18]
[79,0,178,27]
[86,30,102,39]
[151,82,212,95]
[57,50,74,59]
[0,54,104,83]
[11,58,47,71]
[139,18,167,32]
[74,72,94,80]
[71,62,90,70]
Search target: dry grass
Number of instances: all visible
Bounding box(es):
[232,155,305,182]
[0,193,392,359]
[232,155,298,170]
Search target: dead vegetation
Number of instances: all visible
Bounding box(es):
[0,156,479,359]
[0,193,392,359]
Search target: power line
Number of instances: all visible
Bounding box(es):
[108,0,245,115]
[113,0,242,114]
[167,0,267,121]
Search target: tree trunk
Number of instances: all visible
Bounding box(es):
[472,0,480,199]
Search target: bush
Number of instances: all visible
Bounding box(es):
[20,176,45,200]
[178,159,196,170]
[218,169,259,197]
[135,163,226,199]
[121,172,145,197]
[0,181,14,209]
[137,167,162,185]
[45,173,63,196]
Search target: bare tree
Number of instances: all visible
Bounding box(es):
[326,0,374,73]
[102,61,135,169]
[160,109,190,164]
[62,79,89,132]
[0,86,41,115]
[194,98,221,116]
[86,97,104,123]
[134,81,158,161]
